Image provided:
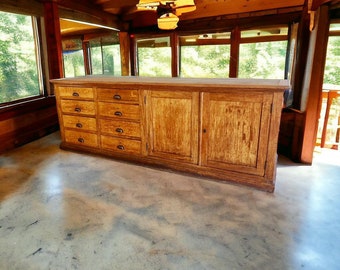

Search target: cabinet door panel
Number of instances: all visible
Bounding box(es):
[147,91,199,164]
[201,92,272,176]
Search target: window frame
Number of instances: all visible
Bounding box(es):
[0,11,46,109]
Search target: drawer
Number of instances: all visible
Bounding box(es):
[100,119,140,138]
[61,100,96,116]
[98,102,140,120]
[97,88,139,103]
[58,86,94,99]
[64,130,98,148]
[63,115,97,131]
[101,135,141,155]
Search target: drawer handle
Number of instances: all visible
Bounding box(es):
[78,137,84,143]
[72,92,79,97]
[76,123,83,128]
[115,128,124,133]
[75,107,81,112]
[113,94,121,100]
[117,145,125,150]
[114,111,122,116]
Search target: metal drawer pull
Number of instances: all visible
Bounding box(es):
[113,94,121,100]
[72,92,79,97]
[78,137,84,143]
[115,128,124,133]
[114,111,122,116]
[75,107,81,112]
[76,123,83,128]
[117,145,125,150]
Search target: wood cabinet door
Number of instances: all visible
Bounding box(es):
[146,91,199,164]
[201,92,273,176]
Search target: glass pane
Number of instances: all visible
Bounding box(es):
[102,44,121,75]
[180,45,230,78]
[89,40,103,75]
[63,50,85,78]
[137,37,171,77]
[323,36,340,87]
[62,39,85,78]
[0,11,41,103]
[238,41,287,79]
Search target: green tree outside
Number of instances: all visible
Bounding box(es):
[0,11,40,103]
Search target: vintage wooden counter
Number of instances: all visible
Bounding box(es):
[51,76,289,191]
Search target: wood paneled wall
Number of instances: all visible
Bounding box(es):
[0,98,59,153]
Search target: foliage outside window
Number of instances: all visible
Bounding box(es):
[0,11,42,104]
[89,34,121,76]
[239,41,288,79]
[180,33,230,78]
[323,23,340,87]
[238,26,288,79]
[62,39,85,78]
[136,36,172,77]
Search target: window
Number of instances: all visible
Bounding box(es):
[323,23,340,87]
[62,38,85,78]
[136,36,172,77]
[180,32,230,78]
[62,33,121,77]
[89,34,121,76]
[0,11,42,104]
[238,26,288,79]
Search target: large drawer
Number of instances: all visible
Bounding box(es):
[58,86,94,99]
[101,135,141,155]
[100,119,140,138]
[64,130,98,148]
[97,88,139,103]
[98,102,140,120]
[61,100,96,116]
[63,115,97,131]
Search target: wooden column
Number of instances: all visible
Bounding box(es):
[229,26,240,78]
[119,32,131,76]
[171,32,179,77]
[291,1,310,109]
[43,0,64,80]
[300,5,330,163]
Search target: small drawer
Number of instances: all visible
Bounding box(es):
[61,100,96,116]
[64,130,98,148]
[101,135,141,155]
[63,115,97,131]
[58,86,94,99]
[98,102,140,120]
[100,119,140,138]
[97,88,139,103]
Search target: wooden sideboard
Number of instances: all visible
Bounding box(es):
[51,76,289,192]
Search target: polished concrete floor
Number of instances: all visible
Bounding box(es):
[0,132,339,270]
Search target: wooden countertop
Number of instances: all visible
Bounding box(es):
[51,76,290,92]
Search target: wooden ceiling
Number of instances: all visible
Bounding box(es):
[57,0,340,32]
[98,0,305,27]
[58,0,307,31]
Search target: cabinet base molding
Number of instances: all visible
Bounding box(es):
[60,142,276,192]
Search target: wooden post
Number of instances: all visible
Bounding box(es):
[229,26,240,78]
[171,32,179,77]
[42,0,64,80]
[119,32,131,76]
[300,5,330,163]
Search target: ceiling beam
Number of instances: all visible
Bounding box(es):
[56,0,127,30]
